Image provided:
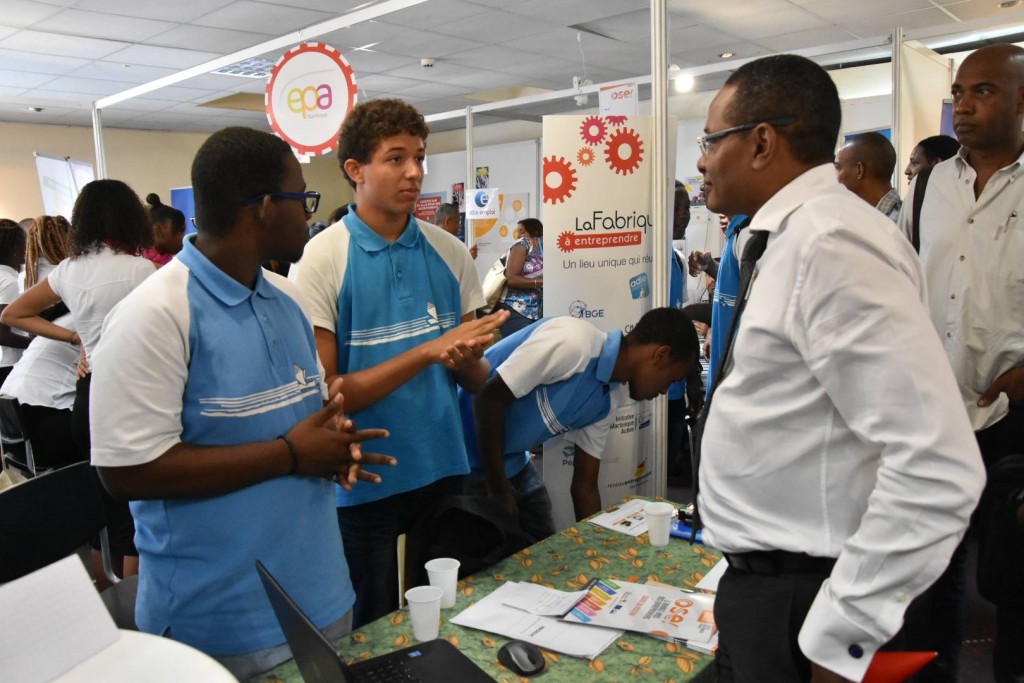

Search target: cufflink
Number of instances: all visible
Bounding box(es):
[848,644,864,659]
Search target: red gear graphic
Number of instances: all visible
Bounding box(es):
[579,116,608,145]
[576,147,595,166]
[557,231,576,253]
[543,155,578,204]
[605,115,628,126]
[604,127,644,175]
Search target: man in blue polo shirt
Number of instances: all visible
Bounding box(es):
[90,127,392,679]
[290,98,507,627]
[461,307,699,538]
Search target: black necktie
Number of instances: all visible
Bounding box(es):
[688,229,769,542]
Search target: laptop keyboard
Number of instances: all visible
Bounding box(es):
[355,658,421,683]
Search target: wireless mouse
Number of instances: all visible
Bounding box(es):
[497,639,546,676]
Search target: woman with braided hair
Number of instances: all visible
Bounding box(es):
[24,214,71,289]
[141,193,185,268]
[2,181,156,587]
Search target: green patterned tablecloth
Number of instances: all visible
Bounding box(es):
[251,497,720,683]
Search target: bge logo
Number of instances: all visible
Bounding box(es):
[288,84,333,119]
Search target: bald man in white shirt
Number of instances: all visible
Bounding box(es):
[695,54,984,683]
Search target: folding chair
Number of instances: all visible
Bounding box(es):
[0,461,138,628]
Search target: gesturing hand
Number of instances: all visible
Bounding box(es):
[286,391,394,487]
[429,310,508,363]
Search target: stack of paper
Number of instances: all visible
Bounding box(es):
[450,582,621,659]
[563,579,718,653]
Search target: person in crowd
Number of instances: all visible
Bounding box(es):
[689,213,749,397]
[0,220,29,384]
[0,214,79,473]
[496,218,543,338]
[834,132,902,222]
[141,193,185,267]
[1,180,157,585]
[24,215,71,290]
[0,219,30,469]
[693,54,983,683]
[898,43,1024,683]
[434,201,476,259]
[904,134,960,183]
[670,181,691,304]
[289,98,507,628]
[18,217,35,232]
[461,307,698,540]
[87,126,392,679]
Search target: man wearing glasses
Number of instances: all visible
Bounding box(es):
[89,127,392,679]
[290,98,507,627]
[693,55,983,683]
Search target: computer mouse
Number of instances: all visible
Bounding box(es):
[497,639,546,676]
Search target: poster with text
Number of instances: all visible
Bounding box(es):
[414,192,446,222]
[541,114,658,529]
[472,192,531,283]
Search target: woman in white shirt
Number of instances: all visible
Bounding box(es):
[2,180,156,586]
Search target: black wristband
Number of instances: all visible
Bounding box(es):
[277,435,299,475]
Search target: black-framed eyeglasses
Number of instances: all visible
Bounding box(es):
[696,116,796,156]
[242,191,321,215]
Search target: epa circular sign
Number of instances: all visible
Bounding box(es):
[265,42,358,157]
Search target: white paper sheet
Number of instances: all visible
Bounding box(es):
[0,555,120,683]
[694,558,727,593]
[588,498,662,537]
[450,582,621,659]
[499,581,589,616]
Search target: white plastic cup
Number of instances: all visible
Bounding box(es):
[645,502,675,547]
[424,557,461,609]
[404,585,443,641]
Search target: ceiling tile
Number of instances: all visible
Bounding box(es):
[69,0,236,23]
[704,6,830,41]
[141,84,224,102]
[33,9,176,42]
[373,31,487,59]
[375,0,490,29]
[0,48,90,75]
[938,0,1024,22]
[505,0,648,26]
[0,29,129,59]
[30,90,99,102]
[193,1,335,34]
[756,26,862,52]
[35,75,134,96]
[0,0,64,28]
[319,20,417,49]
[103,44,224,69]
[431,9,552,43]
[145,24,273,53]
[0,85,29,96]
[844,8,961,37]
[259,0,377,12]
[799,0,932,23]
[68,61,180,84]
[0,68,57,88]
[339,49,413,76]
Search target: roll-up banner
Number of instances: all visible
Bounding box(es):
[541,115,668,529]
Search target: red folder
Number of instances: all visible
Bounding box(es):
[862,651,938,683]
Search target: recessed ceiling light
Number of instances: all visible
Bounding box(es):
[121,64,131,68]
[719,51,735,59]
[998,0,1019,8]
[26,106,43,112]
[212,56,277,79]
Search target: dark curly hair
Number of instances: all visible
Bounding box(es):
[336,99,430,189]
[624,307,699,363]
[191,127,292,237]
[146,193,186,234]
[69,180,153,256]
[723,54,840,166]
[0,219,26,268]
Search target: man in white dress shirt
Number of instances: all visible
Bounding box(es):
[898,43,1024,683]
[695,54,984,683]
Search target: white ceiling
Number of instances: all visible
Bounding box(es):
[1,0,1023,134]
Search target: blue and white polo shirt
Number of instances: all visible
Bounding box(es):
[291,208,485,506]
[459,316,630,478]
[90,236,353,656]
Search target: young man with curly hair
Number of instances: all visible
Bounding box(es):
[291,99,507,626]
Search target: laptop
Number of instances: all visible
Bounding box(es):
[256,561,495,683]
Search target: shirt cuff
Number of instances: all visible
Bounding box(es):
[797,582,880,682]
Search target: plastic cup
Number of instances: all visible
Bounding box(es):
[404,585,443,641]
[645,502,675,547]
[425,557,461,608]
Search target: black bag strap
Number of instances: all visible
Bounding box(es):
[911,166,933,254]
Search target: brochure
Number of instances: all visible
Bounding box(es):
[563,578,717,646]
[588,498,661,537]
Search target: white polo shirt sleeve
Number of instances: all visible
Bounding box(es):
[496,319,599,398]
[90,263,191,467]
[289,226,349,333]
